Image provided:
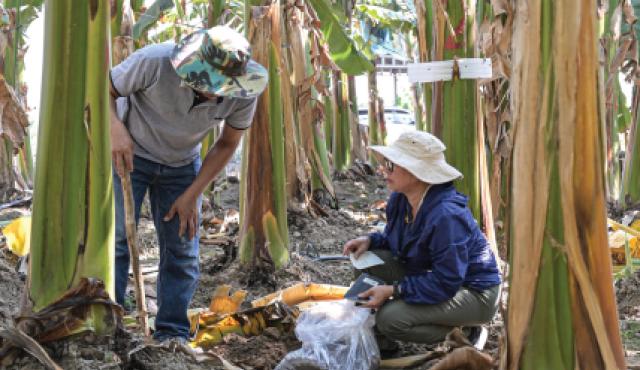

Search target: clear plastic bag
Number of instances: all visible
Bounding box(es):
[276,300,380,370]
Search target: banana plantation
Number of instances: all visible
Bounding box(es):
[0,0,639,369]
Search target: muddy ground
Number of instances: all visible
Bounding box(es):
[0,170,638,369]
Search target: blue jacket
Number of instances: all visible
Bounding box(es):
[369,182,501,305]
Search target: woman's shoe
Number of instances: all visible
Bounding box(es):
[376,335,400,359]
[466,326,488,350]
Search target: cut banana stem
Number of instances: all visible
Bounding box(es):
[251,283,349,307]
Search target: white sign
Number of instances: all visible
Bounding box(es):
[407,58,492,83]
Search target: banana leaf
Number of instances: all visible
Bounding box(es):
[3,0,43,7]
[357,0,410,7]
[172,0,185,20]
[355,4,415,32]
[307,0,374,75]
[132,0,174,40]
[131,0,145,11]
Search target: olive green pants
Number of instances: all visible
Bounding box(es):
[359,250,501,345]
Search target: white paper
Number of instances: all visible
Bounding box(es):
[350,251,385,270]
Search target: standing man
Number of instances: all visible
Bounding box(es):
[109,26,267,343]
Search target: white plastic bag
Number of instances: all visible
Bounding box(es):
[276,300,380,370]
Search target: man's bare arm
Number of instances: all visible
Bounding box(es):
[163,124,244,239]
[109,82,134,176]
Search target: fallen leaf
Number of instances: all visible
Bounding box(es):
[430,347,493,370]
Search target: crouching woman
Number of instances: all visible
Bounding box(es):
[343,131,502,349]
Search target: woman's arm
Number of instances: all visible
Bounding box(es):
[398,213,471,304]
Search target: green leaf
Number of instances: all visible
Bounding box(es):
[352,33,374,60]
[239,227,255,264]
[355,4,415,32]
[3,0,43,8]
[132,0,174,40]
[262,212,289,269]
[172,0,185,20]
[18,5,38,26]
[131,0,145,12]
[328,0,348,24]
[308,0,374,75]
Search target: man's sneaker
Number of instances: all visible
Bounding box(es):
[466,326,488,351]
[155,336,188,346]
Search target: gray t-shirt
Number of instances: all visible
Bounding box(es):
[110,43,257,167]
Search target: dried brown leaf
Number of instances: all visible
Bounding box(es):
[491,0,509,16]
[0,75,28,149]
[0,327,62,370]
[623,0,637,25]
[430,347,493,370]
[508,1,548,367]
[610,4,623,41]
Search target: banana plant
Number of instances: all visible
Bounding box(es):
[429,0,480,219]
[28,0,117,340]
[239,0,289,271]
[285,2,336,202]
[0,0,44,193]
[508,1,625,368]
[307,0,373,173]
[621,0,640,209]
[600,0,636,205]
[414,0,433,132]
[307,0,373,75]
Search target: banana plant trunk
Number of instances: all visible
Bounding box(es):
[29,0,115,334]
[367,69,381,164]
[622,91,640,209]
[348,75,365,162]
[1,2,33,194]
[601,0,633,205]
[431,0,480,219]
[506,1,625,369]
[0,140,14,202]
[332,71,351,172]
[323,72,334,152]
[415,0,433,132]
[239,0,289,271]
[284,3,335,201]
[208,0,225,26]
[404,33,424,131]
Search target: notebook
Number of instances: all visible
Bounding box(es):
[344,273,386,301]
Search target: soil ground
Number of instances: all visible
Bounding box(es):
[0,170,638,369]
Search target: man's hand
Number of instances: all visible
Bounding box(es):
[358,285,393,309]
[109,82,134,177]
[111,119,134,177]
[164,191,199,240]
[343,236,371,259]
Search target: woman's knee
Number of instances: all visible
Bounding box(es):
[376,304,410,337]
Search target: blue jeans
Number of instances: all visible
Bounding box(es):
[113,155,202,341]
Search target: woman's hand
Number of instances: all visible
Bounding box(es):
[342,236,371,258]
[358,285,393,309]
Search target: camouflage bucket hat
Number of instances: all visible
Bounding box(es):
[171,26,268,98]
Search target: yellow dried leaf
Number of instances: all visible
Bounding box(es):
[608,230,629,249]
[209,285,247,315]
[1,216,31,257]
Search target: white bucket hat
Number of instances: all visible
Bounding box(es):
[369,131,463,184]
